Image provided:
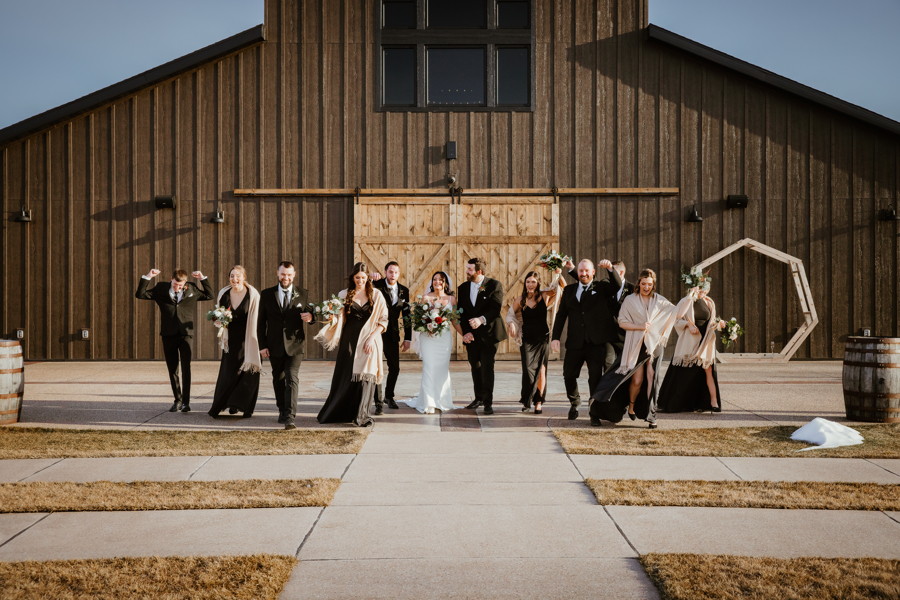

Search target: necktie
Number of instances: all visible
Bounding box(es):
[577,284,586,302]
[390,286,397,305]
[282,289,289,309]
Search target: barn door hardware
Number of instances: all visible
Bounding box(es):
[551,187,558,204]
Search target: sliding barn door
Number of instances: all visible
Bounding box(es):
[354,193,559,359]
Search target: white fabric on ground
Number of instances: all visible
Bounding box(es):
[791,417,864,451]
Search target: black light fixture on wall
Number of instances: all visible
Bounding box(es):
[13,206,32,222]
[686,205,703,223]
[210,209,225,224]
[878,204,900,221]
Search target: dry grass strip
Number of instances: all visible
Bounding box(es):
[586,479,900,511]
[555,423,900,458]
[640,554,900,600]
[0,478,340,512]
[0,427,367,459]
[0,554,297,600]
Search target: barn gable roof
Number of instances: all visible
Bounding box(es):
[0,24,266,147]
[648,24,900,136]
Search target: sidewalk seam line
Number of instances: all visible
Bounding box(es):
[130,409,170,430]
[187,456,214,481]
[863,458,900,479]
[602,506,640,556]
[0,513,52,550]
[340,454,359,480]
[714,457,745,481]
[882,511,900,526]
[295,507,326,558]
[17,457,66,482]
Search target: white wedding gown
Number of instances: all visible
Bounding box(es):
[403,329,458,414]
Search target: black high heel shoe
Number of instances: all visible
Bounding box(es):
[711,403,721,413]
[628,403,637,421]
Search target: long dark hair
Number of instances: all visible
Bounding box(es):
[345,262,374,311]
[428,271,453,295]
[519,271,541,304]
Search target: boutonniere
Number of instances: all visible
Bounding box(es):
[478,283,486,293]
[291,290,300,302]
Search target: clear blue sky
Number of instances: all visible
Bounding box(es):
[1,0,898,130]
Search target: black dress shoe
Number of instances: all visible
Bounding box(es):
[568,407,579,420]
[386,399,400,410]
[284,420,297,430]
[181,404,191,413]
[465,400,483,410]
[169,401,182,412]
[648,422,658,429]
[590,418,602,427]
[229,407,238,415]
[277,414,288,424]
[483,406,494,415]
[375,406,384,416]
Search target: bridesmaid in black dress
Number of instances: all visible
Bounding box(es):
[209,265,261,418]
[507,270,564,414]
[317,262,388,427]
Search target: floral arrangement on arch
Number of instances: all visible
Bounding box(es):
[404,297,463,337]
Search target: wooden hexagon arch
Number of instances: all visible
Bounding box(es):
[694,238,819,363]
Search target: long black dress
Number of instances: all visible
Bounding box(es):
[317,301,375,427]
[657,299,723,413]
[209,293,261,417]
[589,344,660,425]
[519,297,550,409]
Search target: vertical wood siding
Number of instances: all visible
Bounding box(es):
[0,0,897,359]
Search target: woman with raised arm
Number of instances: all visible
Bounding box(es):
[404,271,462,414]
[589,269,695,429]
[658,275,726,413]
[505,269,565,414]
[315,262,389,427]
[208,265,262,418]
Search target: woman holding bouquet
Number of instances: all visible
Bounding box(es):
[403,271,463,414]
[658,277,725,413]
[589,269,694,429]
[505,269,565,414]
[208,265,262,418]
[315,262,388,426]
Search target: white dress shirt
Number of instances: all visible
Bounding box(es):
[470,276,487,325]
[387,283,398,305]
[616,280,626,301]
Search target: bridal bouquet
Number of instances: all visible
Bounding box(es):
[538,250,571,272]
[720,318,745,349]
[206,306,233,339]
[310,295,344,325]
[405,297,463,337]
[681,265,711,289]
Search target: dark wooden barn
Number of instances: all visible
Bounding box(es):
[1,0,898,361]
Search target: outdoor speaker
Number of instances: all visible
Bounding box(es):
[726,194,748,209]
[446,141,457,160]
[154,195,176,209]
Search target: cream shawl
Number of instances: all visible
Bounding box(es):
[314,288,389,384]
[616,292,694,375]
[505,273,565,347]
[215,284,263,374]
[671,295,719,369]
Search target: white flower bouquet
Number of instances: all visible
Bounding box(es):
[720,318,745,349]
[310,295,344,325]
[404,297,463,337]
[206,306,233,339]
[681,265,710,289]
[538,250,571,271]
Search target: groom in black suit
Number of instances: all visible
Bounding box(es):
[136,268,214,412]
[551,258,622,420]
[458,257,507,415]
[258,261,312,430]
[373,261,411,415]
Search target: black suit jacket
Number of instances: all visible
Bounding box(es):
[373,279,411,343]
[552,268,622,348]
[257,285,309,357]
[609,279,634,342]
[458,278,508,344]
[135,277,214,338]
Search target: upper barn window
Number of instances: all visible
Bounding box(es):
[377,0,535,111]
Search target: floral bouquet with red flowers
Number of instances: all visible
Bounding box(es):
[404,297,463,337]
[538,250,571,272]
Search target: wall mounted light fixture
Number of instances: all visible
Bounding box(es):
[686,205,703,223]
[210,209,225,224]
[14,206,32,222]
[878,204,899,221]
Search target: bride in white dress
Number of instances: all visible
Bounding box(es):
[403,271,463,414]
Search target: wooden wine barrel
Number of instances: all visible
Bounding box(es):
[842,336,900,423]
[0,340,24,425]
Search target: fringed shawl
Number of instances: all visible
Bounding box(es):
[505,273,565,347]
[314,288,389,384]
[671,295,719,369]
[216,284,263,374]
[616,292,693,375]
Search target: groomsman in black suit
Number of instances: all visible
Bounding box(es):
[551,258,622,420]
[258,261,312,430]
[458,257,507,415]
[373,261,411,415]
[136,268,214,413]
[609,260,635,341]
